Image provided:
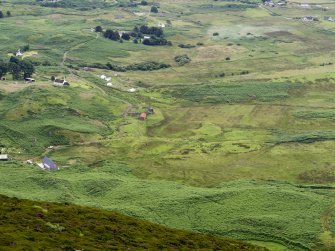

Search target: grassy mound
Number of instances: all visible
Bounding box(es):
[0,195,266,251]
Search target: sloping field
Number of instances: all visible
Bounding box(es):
[0,162,334,251]
[0,195,266,251]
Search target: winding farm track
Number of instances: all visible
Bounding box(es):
[61,31,99,66]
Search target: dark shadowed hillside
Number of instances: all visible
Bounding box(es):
[0,195,267,251]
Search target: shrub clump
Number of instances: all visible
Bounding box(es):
[174,55,191,66]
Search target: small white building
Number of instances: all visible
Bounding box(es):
[16,49,24,57]
[100,75,107,80]
[128,88,137,93]
[53,79,70,86]
[25,78,35,83]
[0,154,9,161]
[324,16,334,22]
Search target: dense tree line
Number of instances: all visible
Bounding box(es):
[36,0,112,10]
[103,29,120,41]
[96,24,172,46]
[0,57,35,80]
[143,37,171,46]
[80,61,170,72]
[135,25,164,37]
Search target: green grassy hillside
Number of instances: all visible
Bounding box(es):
[1,0,335,250]
[0,161,334,251]
[0,194,267,251]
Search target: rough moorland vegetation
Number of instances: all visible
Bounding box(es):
[0,195,266,251]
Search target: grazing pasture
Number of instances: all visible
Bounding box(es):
[1,0,335,250]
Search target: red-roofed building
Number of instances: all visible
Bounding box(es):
[139,112,147,121]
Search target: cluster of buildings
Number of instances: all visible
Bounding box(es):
[301,16,333,22]
[263,1,286,7]
[1,154,58,171]
[128,107,154,121]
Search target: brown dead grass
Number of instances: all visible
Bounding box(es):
[0,83,29,93]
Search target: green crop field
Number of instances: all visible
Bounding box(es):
[0,0,335,250]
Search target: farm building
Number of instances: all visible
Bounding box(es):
[324,16,334,22]
[16,49,23,57]
[302,16,318,22]
[42,157,58,171]
[0,154,9,161]
[53,79,70,86]
[277,2,286,7]
[139,112,147,121]
[25,78,35,83]
[147,107,154,114]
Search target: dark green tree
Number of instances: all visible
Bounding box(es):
[95,26,102,32]
[0,62,8,78]
[6,11,11,17]
[121,33,130,40]
[9,56,19,64]
[22,44,30,52]
[20,60,35,78]
[151,6,158,13]
[8,62,21,80]
[104,29,120,41]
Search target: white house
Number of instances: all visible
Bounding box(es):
[16,49,24,57]
[53,79,70,86]
[0,154,9,161]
